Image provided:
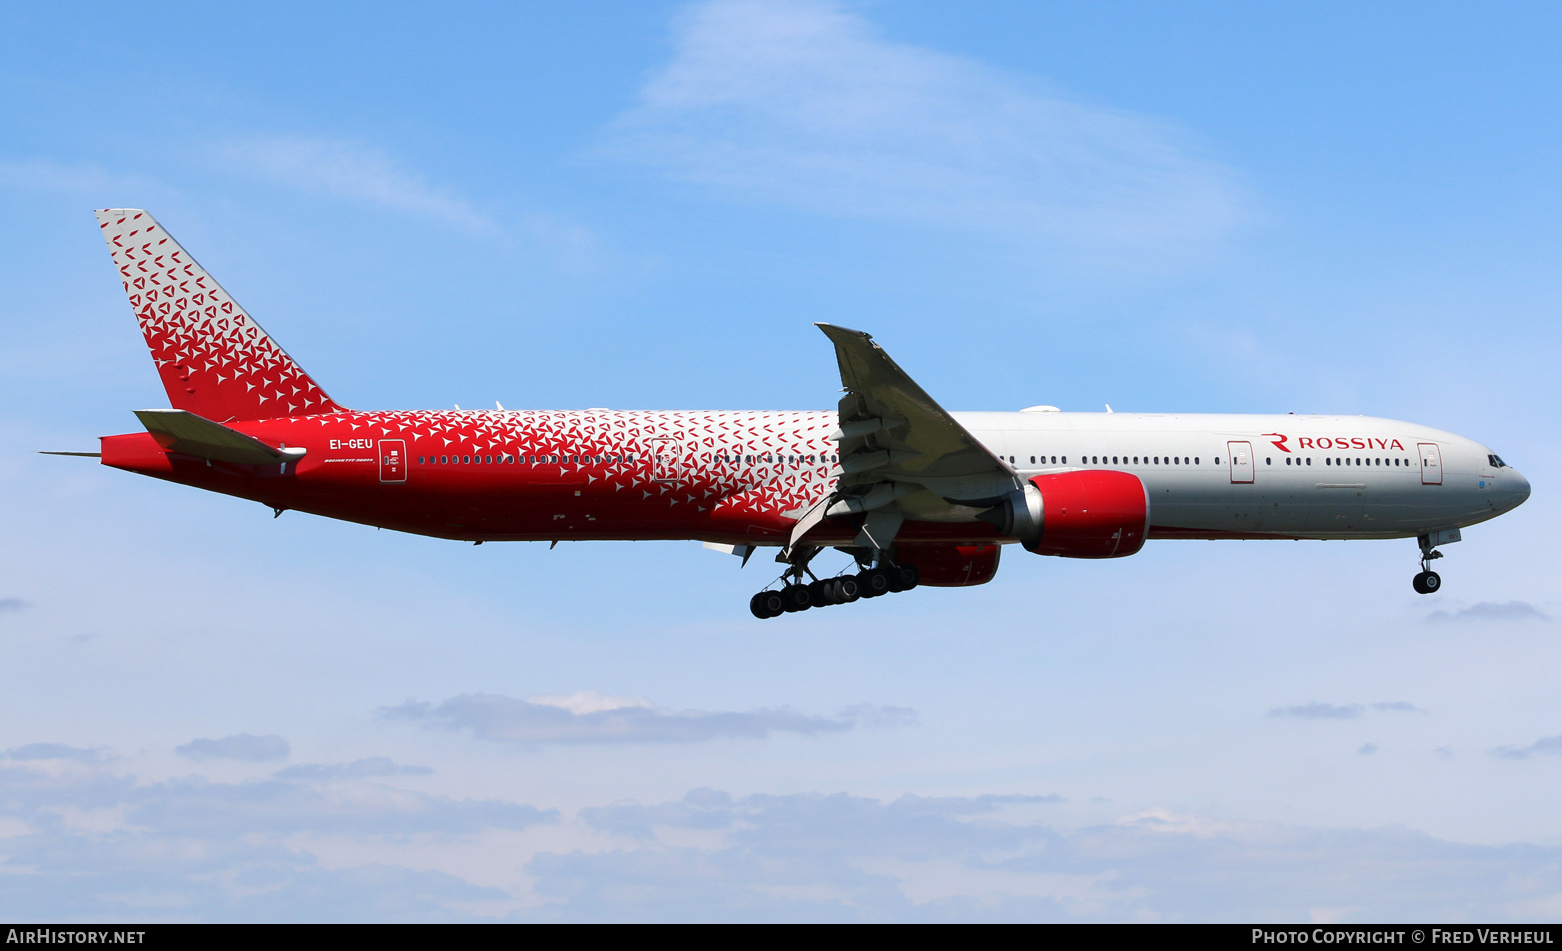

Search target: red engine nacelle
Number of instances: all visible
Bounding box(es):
[981,470,1149,559]
[895,542,1002,586]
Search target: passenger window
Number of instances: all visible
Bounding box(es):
[1265,458,1271,465]
[1194,457,1199,465]
[440,456,448,464]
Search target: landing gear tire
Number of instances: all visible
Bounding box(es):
[896,564,920,591]
[808,579,836,607]
[751,590,785,619]
[782,583,813,612]
[1412,570,1441,595]
[859,568,893,598]
[831,576,861,603]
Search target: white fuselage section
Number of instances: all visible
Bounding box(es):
[954,411,1528,540]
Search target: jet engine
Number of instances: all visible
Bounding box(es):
[978,470,1149,559]
[895,542,1002,586]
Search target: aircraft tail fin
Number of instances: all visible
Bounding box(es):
[95,209,345,422]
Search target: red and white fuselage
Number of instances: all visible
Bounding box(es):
[82,209,1530,600]
[102,407,1526,544]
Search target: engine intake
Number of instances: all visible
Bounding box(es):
[979,470,1149,559]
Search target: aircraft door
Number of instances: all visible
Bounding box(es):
[650,437,682,483]
[1227,441,1255,483]
[379,439,407,483]
[1419,443,1443,485]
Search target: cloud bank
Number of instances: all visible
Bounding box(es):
[525,789,1562,922]
[2,750,1561,922]
[0,752,554,922]
[604,0,1244,260]
[382,691,914,745]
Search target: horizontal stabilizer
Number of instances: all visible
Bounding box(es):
[38,451,102,457]
[134,409,305,466]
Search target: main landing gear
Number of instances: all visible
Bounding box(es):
[749,550,920,619]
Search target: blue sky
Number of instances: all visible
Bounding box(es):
[2,0,1560,922]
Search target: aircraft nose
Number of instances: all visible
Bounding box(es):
[1503,468,1531,511]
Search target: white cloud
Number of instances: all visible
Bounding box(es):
[604,0,1244,261]
[1492,735,1562,761]
[274,757,433,781]
[4,742,106,763]
[176,733,290,763]
[0,159,157,196]
[216,135,496,232]
[1268,702,1423,721]
[1428,601,1551,623]
[1269,703,1363,720]
[527,690,654,715]
[382,692,911,746]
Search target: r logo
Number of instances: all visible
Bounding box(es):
[1262,432,1291,453]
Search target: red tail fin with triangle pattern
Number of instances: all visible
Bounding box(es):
[95,209,345,422]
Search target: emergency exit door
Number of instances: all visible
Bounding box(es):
[1227,441,1254,483]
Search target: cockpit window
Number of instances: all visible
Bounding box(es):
[1488,454,1508,468]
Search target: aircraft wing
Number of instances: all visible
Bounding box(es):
[815,323,1018,504]
[134,409,307,466]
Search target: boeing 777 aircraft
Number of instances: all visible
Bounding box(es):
[61,210,1530,618]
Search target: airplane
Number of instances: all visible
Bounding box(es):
[56,209,1530,619]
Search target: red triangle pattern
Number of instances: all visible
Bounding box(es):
[97,210,344,422]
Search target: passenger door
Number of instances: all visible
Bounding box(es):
[1419,443,1443,485]
[1227,441,1254,483]
[650,437,682,484]
[378,439,407,483]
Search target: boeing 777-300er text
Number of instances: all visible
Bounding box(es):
[56,210,1530,618]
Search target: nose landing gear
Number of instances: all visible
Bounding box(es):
[1412,533,1450,595]
[1412,566,1441,595]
